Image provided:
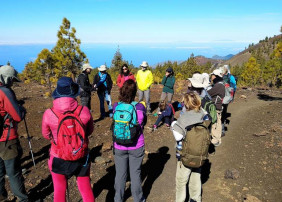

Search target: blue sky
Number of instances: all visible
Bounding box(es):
[1,0,281,45]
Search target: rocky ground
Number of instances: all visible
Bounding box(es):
[4,82,282,202]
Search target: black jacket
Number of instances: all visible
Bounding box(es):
[93,73,113,94]
[77,73,92,97]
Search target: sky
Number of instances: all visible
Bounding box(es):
[0,0,281,70]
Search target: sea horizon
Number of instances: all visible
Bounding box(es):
[0,42,248,72]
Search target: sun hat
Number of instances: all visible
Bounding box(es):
[52,77,80,99]
[98,65,107,72]
[211,69,223,78]
[202,73,210,88]
[0,65,21,85]
[82,63,93,71]
[140,61,149,68]
[187,73,205,88]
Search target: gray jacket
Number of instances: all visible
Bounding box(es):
[172,109,207,138]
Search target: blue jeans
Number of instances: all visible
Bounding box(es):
[0,156,28,202]
[98,91,113,117]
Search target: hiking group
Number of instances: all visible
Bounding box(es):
[0,62,236,202]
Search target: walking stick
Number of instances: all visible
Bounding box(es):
[23,117,36,167]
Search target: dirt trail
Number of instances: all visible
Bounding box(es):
[126,90,282,202]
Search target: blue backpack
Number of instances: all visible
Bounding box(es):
[112,101,140,145]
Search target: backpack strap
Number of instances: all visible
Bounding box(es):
[73,105,84,117]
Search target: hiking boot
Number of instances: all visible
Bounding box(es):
[151,125,157,132]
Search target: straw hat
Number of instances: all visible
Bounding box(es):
[140,61,149,68]
[82,63,93,71]
[188,73,205,88]
[98,65,107,72]
[211,69,223,78]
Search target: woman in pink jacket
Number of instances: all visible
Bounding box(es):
[116,64,136,88]
[42,77,95,202]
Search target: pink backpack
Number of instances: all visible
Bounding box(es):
[50,106,88,161]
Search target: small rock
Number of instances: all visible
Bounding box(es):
[240,95,247,99]
[125,181,131,189]
[247,88,253,91]
[243,194,261,202]
[242,187,249,191]
[225,168,240,179]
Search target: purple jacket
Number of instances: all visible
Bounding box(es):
[113,102,146,150]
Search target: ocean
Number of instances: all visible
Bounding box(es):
[0,43,247,72]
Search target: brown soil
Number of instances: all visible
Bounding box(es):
[4,82,282,202]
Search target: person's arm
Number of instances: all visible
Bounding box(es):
[0,88,25,122]
[146,71,154,89]
[108,74,113,92]
[117,74,122,88]
[130,74,136,82]
[136,103,146,127]
[77,74,92,92]
[81,107,94,136]
[161,76,167,85]
[229,75,237,91]
[42,110,52,140]
[96,74,107,87]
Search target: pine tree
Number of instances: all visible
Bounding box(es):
[52,18,87,79]
[111,46,124,73]
[241,57,261,86]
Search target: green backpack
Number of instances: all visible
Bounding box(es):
[180,120,211,168]
[201,96,217,124]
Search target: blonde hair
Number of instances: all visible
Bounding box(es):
[182,92,201,112]
[159,100,167,111]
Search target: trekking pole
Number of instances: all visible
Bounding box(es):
[23,117,36,167]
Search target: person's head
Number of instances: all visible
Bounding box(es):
[222,65,230,75]
[98,65,107,74]
[119,79,137,103]
[120,64,130,75]
[82,63,93,74]
[166,67,174,76]
[140,61,149,71]
[187,73,205,95]
[210,69,223,84]
[0,65,21,87]
[182,92,201,112]
[52,77,79,99]
[159,100,167,111]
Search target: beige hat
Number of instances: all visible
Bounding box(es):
[82,63,93,71]
[188,73,205,88]
[140,61,149,67]
[211,69,223,78]
[202,73,210,88]
[98,65,107,72]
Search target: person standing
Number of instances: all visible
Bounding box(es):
[112,80,146,202]
[171,92,210,202]
[93,65,113,118]
[207,69,225,146]
[221,65,237,137]
[0,65,29,202]
[136,61,153,114]
[160,67,175,103]
[77,63,93,110]
[42,77,95,202]
[116,64,135,88]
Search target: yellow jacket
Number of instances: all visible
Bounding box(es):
[136,69,154,91]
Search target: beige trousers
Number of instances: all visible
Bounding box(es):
[175,161,202,202]
[211,110,222,145]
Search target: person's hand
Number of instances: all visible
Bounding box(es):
[158,112,162,115]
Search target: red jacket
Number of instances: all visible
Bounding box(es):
[42,97,94,157]
[0,86,25,142]
[116,73,136,88]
